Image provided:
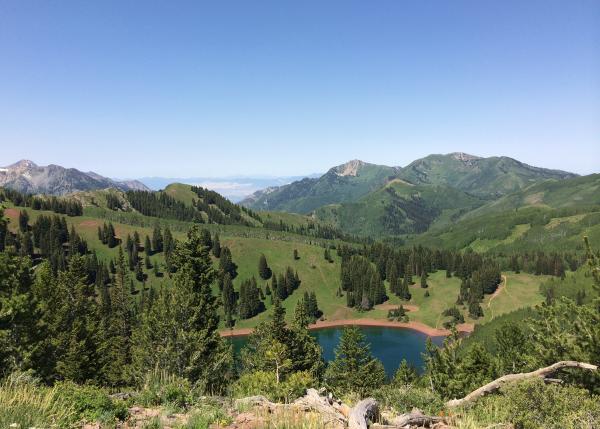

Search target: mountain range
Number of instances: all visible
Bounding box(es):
[2,153,594,242]
[0,160,150,196]
[241,153,576,212]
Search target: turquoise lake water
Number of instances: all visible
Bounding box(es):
[226,326,445,377]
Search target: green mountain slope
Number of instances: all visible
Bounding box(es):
[398,152,577,199]
[463,174,600,218]
[241,160,399,213]
[314,179,484,238]
[409,174,600,252]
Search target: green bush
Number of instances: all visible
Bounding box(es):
[463,379,600,429]
[178,405,232,429]
[53,381,129,423]
[232,371,315,403]
[373,385,445,415]
[138,369,197,410]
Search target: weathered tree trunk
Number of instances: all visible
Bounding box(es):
[348,398,379,429]
[446,360,598,408]
[293,388,348,426]
[389,408,445,427]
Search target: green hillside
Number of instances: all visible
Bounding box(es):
[398,152,576,199]
[314,179,484,238]
[241,160,398,213]
[463,174,600,218]
[408,174,600,252]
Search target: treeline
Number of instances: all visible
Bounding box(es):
[190,186,254,226]
[126,190,201,222]
[262,217,368,243]
[0,187,83,216]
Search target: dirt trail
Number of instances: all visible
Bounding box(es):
[487,275,507,309]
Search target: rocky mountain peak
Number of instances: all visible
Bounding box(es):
[6,159,38,171]
[449,152,482,162]
[331,159,366,177]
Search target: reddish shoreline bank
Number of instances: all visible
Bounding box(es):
[220,319,474,338]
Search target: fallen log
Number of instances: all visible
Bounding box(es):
[390,408,446,427]
[293,388,347,426]
[348,398,379,429]
[446,360,598,408]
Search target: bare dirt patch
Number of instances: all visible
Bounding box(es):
[375,303,419,312]
[79,220,102,228]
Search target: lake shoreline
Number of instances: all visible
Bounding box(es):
[220,318,474,338]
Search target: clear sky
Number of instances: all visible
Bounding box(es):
[1,0,598,177]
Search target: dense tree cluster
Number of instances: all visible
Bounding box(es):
[0,224,233,393]
[272,267,301,301]
[340,254,387,310]
[190,186,253,226]
[126,190,201,222]
[0,187,83,216]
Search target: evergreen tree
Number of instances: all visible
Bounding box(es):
[200,228,212,249]
[420,271,428,288]
[293,249,299,260]
[100,247,133,386]
[392,359,418,386]
[324,326,386,397]
[222,273,237,322]
[294,296,310,328]
[219,247,237,279]
[258,254,272,280]
[144,235,152,255]
[212,233,221,258]
[133,226,233,392]
[53,256,99,383]
[18,210,29,232]
[152,223,163,253]
[0,253,41,378]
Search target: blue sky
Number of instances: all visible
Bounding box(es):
[0,0,598,177]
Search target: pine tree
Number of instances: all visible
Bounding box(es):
[324,326,386,397]
[144,235,152,255]
[294,296,310,328]
[0,253,42,378]
[152,223,163,253]
[212,233,221,258]
[133,225,233,392]
[293,249,299,260]
[219,247,237,279]
[200,228,212,249]
[18,210,29,232]
[392,359,418,386]
[258,254,272,280]
[100,246,133,386]
[53,256,99,383]
[420,271,428,288]
[222,273,236,321]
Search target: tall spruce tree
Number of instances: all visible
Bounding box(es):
[324,326,386,397]
[258,254,272,280]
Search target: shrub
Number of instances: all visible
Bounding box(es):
[463,379,600,429]
[232,371,278,400]
[53,381,129,423]
[373,385,445,415]
[180,405,232,428]
[232,371,315,403]
[138,369,197,410]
